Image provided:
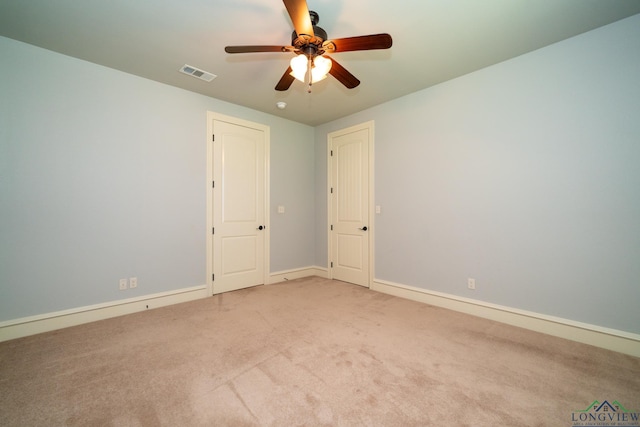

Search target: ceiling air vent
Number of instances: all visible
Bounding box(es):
[179,64,217,82]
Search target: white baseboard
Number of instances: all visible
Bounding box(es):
[0,285,208,342]
[7,275,635,358]
[268,266,329,284]
[371,279,640,358]
[0,267,331,343]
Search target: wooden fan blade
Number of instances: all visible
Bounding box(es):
[324,33,393,53]
[275,67,296,91]
[283,0,314,37]
[225,45,293,54]
[328,57,360,89]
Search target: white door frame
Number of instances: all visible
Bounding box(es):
[206,111,270,296]
[327,120,375,287]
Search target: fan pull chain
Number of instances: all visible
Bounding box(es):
[307,56,313,93]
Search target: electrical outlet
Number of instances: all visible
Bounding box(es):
[129,277,137,289]
[468,278,476,290]
[119,279,128,290]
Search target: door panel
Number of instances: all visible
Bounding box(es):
[222,136,257,222]
[330,125,371,287]
[222,236,257,275]
[213,119,266,293]
[336,234,363,270]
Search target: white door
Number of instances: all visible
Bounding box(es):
[329,123,372,287]
[211,117,268,294]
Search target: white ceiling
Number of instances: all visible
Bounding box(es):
[1,0,639,126]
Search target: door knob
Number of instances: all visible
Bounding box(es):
[257,225,264,230]
[359,226,368,231]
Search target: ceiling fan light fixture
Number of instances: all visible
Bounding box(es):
[290,55,308,81]
[313,55,332,81]
[224,3,392,91]
[290,54,332,84]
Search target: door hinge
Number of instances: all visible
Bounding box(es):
[212,180,215,188]
[212,274,215,281]
[330,187,333,194]
[330,262,333,268]
[330,150,333,156]
[212,134,215,142]
[212,227,215,234]
[330,224,333,231]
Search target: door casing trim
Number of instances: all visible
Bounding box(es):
[206,111,270,296]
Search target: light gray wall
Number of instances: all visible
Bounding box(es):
[315,14,640,334]
[0,37,314,321]
[269,121,316,272]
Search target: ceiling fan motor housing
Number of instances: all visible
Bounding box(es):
[291,11,327,56]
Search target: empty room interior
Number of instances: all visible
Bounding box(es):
[1,1,639,425]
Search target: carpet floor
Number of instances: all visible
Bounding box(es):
[1,276,639,426]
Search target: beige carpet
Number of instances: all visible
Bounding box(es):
[1,276,639,426]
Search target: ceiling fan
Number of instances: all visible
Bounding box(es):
[224,0,393,92]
